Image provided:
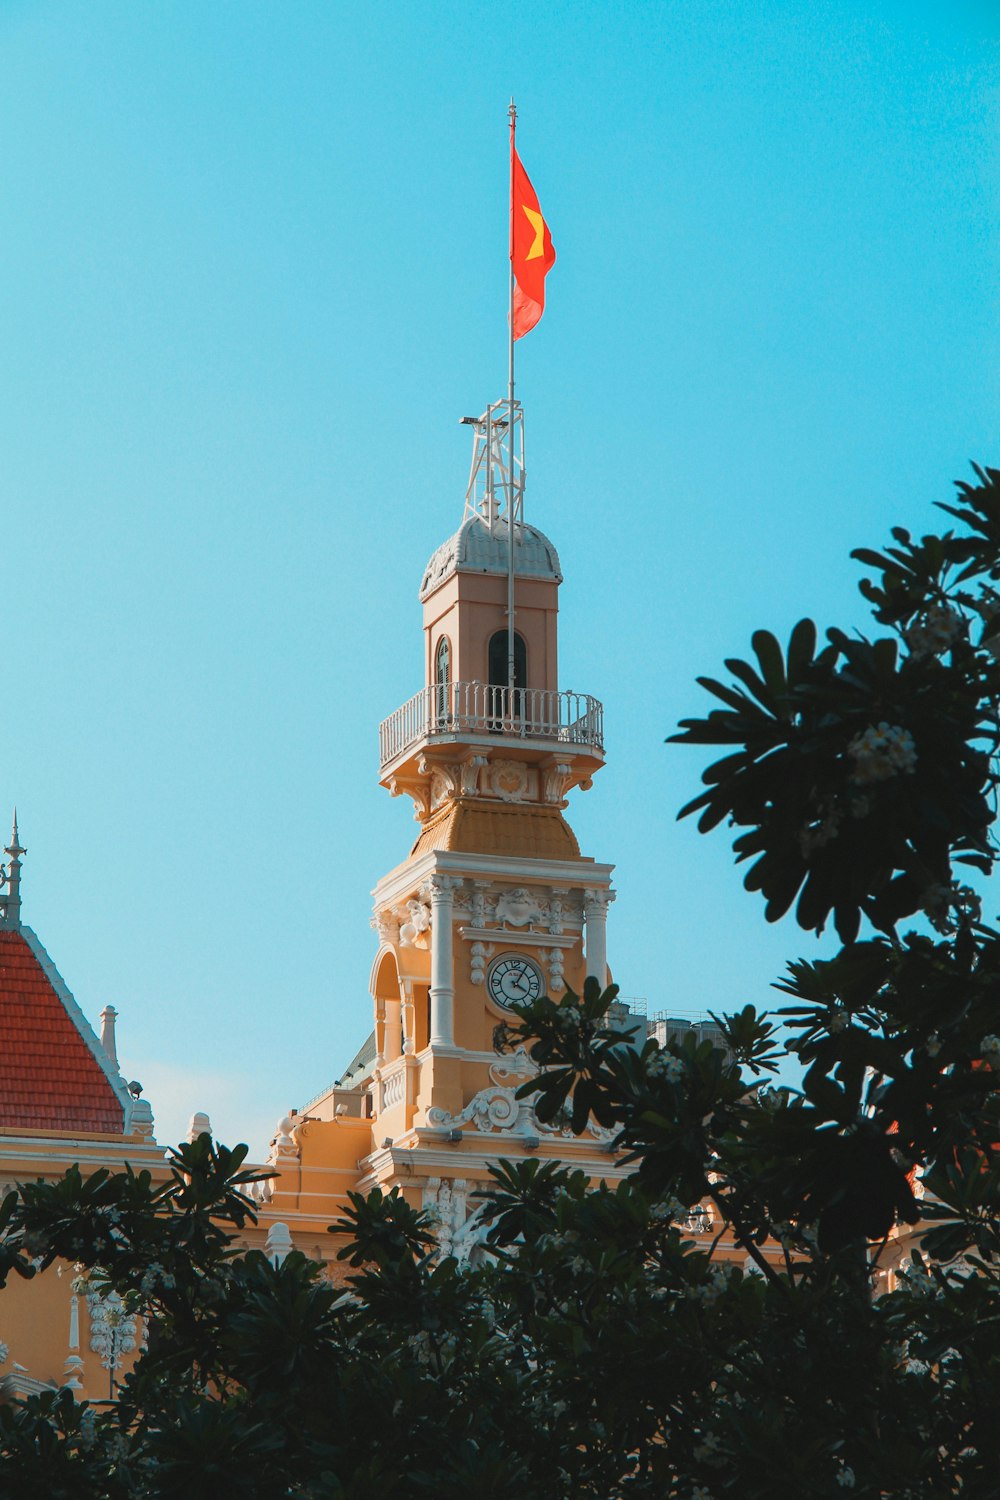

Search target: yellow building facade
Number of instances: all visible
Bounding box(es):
[0,395,760,1401]
[264,398,625,1259]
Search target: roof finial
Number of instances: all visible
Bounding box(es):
[1,810,25,931]
[100,1006,119,1068]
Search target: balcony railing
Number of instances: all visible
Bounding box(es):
[380,1060,406,1111]
[379,681,604,772]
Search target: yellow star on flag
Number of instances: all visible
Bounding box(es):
[522,205,546,260]
[511,144,555,340]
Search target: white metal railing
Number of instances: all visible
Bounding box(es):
[379,682,604,771]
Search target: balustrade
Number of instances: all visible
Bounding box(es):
[379,681,604,771]
[380,1062,406,1111]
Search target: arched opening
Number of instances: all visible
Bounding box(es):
[435,635,451,684]
[370,947,403,1065]
[488,630,526,691]
[488,630,526,729]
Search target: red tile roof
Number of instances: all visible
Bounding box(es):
[0,930,124,1134]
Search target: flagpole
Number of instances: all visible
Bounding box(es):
[507,98,517,700]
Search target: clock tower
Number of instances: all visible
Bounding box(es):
[265,396,627,1259]
[354,395,620,1241]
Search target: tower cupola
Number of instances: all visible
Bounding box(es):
[420,516,561,599]
[419,516,562,699]
[378,398,603,820]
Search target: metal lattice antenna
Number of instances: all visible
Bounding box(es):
[460,398,524,537]
[1,809,26,931]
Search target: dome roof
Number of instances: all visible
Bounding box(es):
[419,516,562,601]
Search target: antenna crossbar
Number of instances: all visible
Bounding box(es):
[461,398,524,536]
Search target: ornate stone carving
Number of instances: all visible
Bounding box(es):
[387,776,429,820]
[547,896,565,935]
[488,1047,535,1084]
[85,1285,140,1377]
[371,908,400,946]
[583,887,611,917]
[562,894,586,927]
[429,1082,615,1143]
[542,760,572,803]
[428,1085,533,1135]
[490,759,529,802]
[541,1112,616,1144]
[470,882,493,929]
[460,755,488,796]
[450,889,472,922]
[495,887,544,928]
[399,893,432,948]
[429,766,457,810]
[469,940,495,986]
[422,1177,491,1265]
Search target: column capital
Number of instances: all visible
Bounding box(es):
[584,887,612,988]
[583,887,614,914]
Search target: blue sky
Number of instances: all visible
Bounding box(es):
[0,2,996,1153]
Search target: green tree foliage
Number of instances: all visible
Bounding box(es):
[1,467,999,1497]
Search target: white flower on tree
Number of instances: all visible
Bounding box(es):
[647,1050,684,1083]
[907,601,964,658]
[847,723,917,785]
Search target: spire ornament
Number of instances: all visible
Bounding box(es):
[0,810,25,930]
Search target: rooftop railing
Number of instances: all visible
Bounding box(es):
[379,681,604,773]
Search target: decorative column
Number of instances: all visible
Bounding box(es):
[400,978,416,1055]
[63,1289,84,1393]
[385,996,403,1062]
[374,993,387,1066]
[584,889,611,989]
[399,977,419,1113]
[429,875,455,1048]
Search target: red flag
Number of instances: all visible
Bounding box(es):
[510,147,555,340]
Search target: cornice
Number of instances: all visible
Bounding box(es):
[435,851,615,885]
[458,926,577,949]
[373,850,614,909]
[356,1135,631,1190]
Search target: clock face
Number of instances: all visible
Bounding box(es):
[487,953,544,1009]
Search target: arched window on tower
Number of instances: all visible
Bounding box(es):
[488,630,527,731]
[434,636,451,726]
